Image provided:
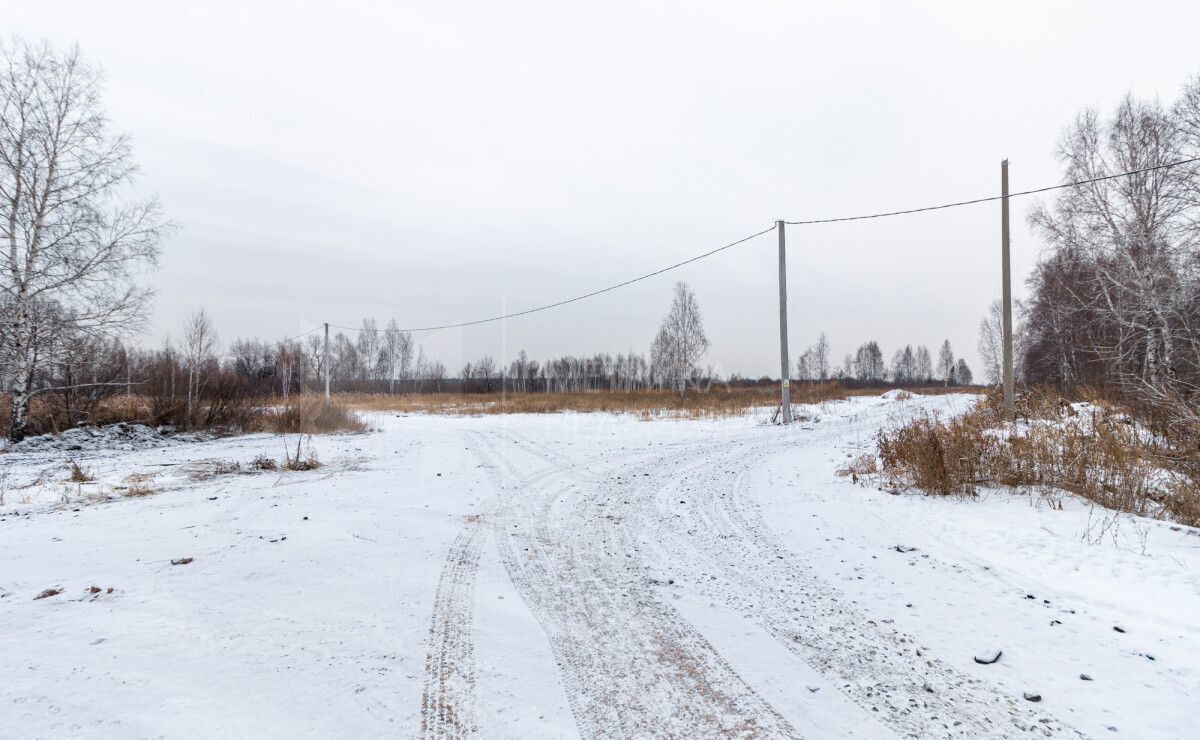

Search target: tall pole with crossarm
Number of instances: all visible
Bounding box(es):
[1001,160,1015,416]
[777,220,792,424]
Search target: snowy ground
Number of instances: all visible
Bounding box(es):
[1,394,1197,739]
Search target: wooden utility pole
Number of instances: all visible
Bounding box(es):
[777,220,792,424]
[323,322,331,401]
[1001,160,1015,416]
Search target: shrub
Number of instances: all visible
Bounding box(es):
[257,396,366,434]
[250,455,278,471]
[282,436,322,471]
[878,388,1200,526]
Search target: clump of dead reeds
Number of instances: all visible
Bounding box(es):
[68,461,94,483]
[281,436,323,471]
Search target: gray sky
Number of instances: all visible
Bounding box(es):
[10,1,1200,377]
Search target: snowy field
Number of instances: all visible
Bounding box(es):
[1,393,1197,739]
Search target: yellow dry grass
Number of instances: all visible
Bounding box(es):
[339,384,857,419]
[877,388,1200,526]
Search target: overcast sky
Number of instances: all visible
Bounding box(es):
[10,1,1200,377]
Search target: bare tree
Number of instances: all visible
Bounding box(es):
[182,308,217,425]
[853,340,886,382]
[936,339,955,385]
[356,318,380,383]
[796,349,813,381]
[1026,86,1200,395]
[380,319,413,393]
[650,281,710,392]
[475,356,497,393]
[978,300,1004,386]
[0,40,167,439]
[915,346,933,383]
[813,332,830,381]
[891,345,916,384]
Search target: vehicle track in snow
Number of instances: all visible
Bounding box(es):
[418,430,583,739]
[424,401,1085,739]
[474,429,799,739]
[621,403,1085,739]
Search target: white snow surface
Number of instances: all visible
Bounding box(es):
[1,393,1197,739]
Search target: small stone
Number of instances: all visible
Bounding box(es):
[974,650,1003,665]
[1113,625,1126,633]
[1080,674,1093,681]
[170,557,193,566]
[1023,693,1042,702]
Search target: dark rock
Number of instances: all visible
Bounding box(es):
[1023,693,1042,702]
[974,650,1003,665]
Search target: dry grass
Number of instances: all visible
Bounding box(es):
[0,391,366,438]
[340,383,870,419]
[877,388,1200,526]
[68,461,94,483]
[254,396,367,434]
[250,454,278,471]
[836,453,878,479]
[120,472,159,497]
[282,436,323,471]
[183,459,244,481]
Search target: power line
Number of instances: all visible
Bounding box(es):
[327,225,778,333]
[783,156,1200,225]
[320,156,1200,336]
[280,325,323,343]
[267,325,323,349]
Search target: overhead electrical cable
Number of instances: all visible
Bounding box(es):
[311,156,1199,336]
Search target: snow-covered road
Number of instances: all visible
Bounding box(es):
[2,394,1197,738]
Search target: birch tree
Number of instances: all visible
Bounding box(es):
[915,346,933,383]
[978,300,1004,386]
[0,40,166,439]
[813,332,831,381]
[1026,85,1200,394]
[380,319,412,393]
[650,281,709,392]
[936,340,955,385]
[182,308,217,426]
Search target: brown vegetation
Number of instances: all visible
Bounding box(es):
[337,383,930,419]
[121,472,159,497]
[0,392,365,439]
[252,395,367,435]
[877,389,1200,527]
[68,461,94,483]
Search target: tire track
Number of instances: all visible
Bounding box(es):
[418,431,492,739]
[627,403,1086,738]
[475,429,800,739]
[418,430,581,739]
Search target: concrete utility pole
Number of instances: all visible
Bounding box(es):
[323,322,331,401]
[777,220,792,424]
[1001,160,1015,416]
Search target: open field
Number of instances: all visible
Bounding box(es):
[337,383,967,418]
[2,392,1196,738]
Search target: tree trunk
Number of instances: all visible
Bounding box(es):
[8,301,35,442]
